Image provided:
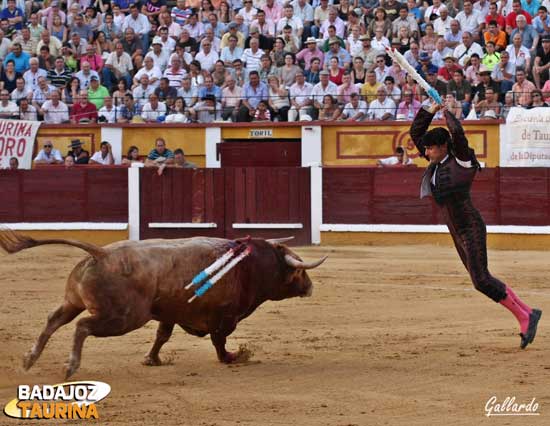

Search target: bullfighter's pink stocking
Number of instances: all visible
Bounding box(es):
[500,286,532,333]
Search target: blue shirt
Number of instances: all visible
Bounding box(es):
[198,85,222,100]
[147,148,174,160]
[243,81,268,108]
[511,25,538,49]
[533,15,550,35]
[325,48,352,68]
[205,22,227,39]
[4,51,30,73]
[0,7,24,30]
[521,0,540,18]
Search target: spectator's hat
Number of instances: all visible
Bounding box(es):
[319,70,329,76]
[203,94,216,102]
[228,22,238,30]
[419,51,430,61]
[477,65,491,75]
[444,54,455,61]
[68,139,84,149]
[329,37,340,45]
[359,34,370,41]
[305,37,317,44]
[152,36,163,45]
[543,35,550,42]
[90,75,99,81]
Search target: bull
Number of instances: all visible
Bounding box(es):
[0,230,326,379]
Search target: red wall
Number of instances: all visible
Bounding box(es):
[323,167,550,226]
[0,168,128,222]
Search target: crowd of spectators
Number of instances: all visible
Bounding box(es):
[0,0,549,123]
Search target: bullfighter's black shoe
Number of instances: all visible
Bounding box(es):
[520,309,542,349]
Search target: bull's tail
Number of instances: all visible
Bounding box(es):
[0,228,106,259]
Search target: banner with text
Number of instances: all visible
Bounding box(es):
[0,120,42,170]
[501,107,550,167]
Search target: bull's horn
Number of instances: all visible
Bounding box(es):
[267,236,295,244]
[285,254,328,270]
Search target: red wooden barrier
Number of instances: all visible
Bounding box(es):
[323,167,550,226]
[0,168,128,222]
[219,141,301,167]
[140,167,311,244]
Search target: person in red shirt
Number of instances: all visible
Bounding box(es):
[70,90,98,123]
[485,1,506,30]
[437,55,461,83]
[506,0,533,31]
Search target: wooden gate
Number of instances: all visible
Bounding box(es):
[140,167,311,244]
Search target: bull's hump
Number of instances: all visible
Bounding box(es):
[105,237,230,252]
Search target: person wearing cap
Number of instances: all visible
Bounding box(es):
[310,69,337,117]
[296,37,325,71]
[66,139,90,164]
[533,34,550,88]
[324,36,351,69]
[416,51,438,80]
[437,54,460,83]
[410,100,542,349]
[144,38,170,73]
[89,141,115,165]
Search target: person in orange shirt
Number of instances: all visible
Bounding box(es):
[484,20,507,51]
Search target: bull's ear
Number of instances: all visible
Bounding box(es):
[266,236,294,245]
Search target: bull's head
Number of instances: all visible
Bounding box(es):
[266,237,327,300]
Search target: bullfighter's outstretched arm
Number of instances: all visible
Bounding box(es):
[444,109,471,162]
[409,106,436,160]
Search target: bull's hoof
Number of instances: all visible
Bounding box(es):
[220,345,254,364]
[23,351,37,371]
[142,355,162,366]
[63,360,79,380]
[220,352,238,364]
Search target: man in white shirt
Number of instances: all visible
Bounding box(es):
[163,57,187,88]
[241,37,263,71]
[40,89,69,123]
[433,6,452,36]
[133,74,155,109]
[103,42,133,90]
[377,146,414,166]
[122,4,151,49]
[133,56,162,89]
[311,70,338,118]
[195,39,219,72]
[22,57,47,92]
[89,141,115,165]
[368,86,396,120]
[75,60,100,90]
[34,140,63,164]
[177,76,198,108]
[145,40,170,73]
[10,77,31,102]
[288,70,313,121]
[141,93,167,122]
[453,31,484,66]
[276,5,304,38]
[341,93,367,121]
[455,0,484,41]
[0,89,19,118]
[98,97,120,123]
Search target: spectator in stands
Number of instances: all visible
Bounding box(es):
[122,145,141,165]
[155,76,178,101]
[18,98,37,120]
[325,37,351,69]
[492,50,516,94]
[397,90,422,120]
[133,56,162,89]
[377,146,414,167]
[501,91,516,119]
[506,32,532,73]
[506,0,533,31]
[66,139,90,165]
[221,74,242,121]
[34,140,63,164]
[445,19,463,50]
[483,41,501,71]
[340,92,367,121]
[253,99,271,121]
[533,6,550,37]
[8,157,18,170]
[145,137,174,168]
[198,74,222,101]
[70,90,98,123]
[173,149,196,168]
[64,156,75,168]
[141,92,167,122]
[90,141,115,165]
[311,69,338,119]
[122,4,150,49]
[454,31,484,67]
[368,86,396,120]
[145,38,170,72]
[163,56,186,88]
[104,42,133,90]
[133,74,155,109]
[237,70,268,121]
[118,93,140,123]
[23,57,47,93]
[87,76,109,109]
[31,76,56,109]
[513,67,537,105]
[1,0,24,32]
[98,96,120,123]
[0,60,19,93]
[361,71,382,103]
[476,87,502,117]
[484,20,507,51]
[318,94,341,120]
[512,15,539,53]
[13,27,36,56]
[190,94,222,122]
[74,60,99,90]
[533,35,550,88]
[448,69,472,114]
[0,89,18,118]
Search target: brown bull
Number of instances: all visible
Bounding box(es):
[0,230,326,379]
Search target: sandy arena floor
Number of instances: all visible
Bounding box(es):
[0,242,549,426]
